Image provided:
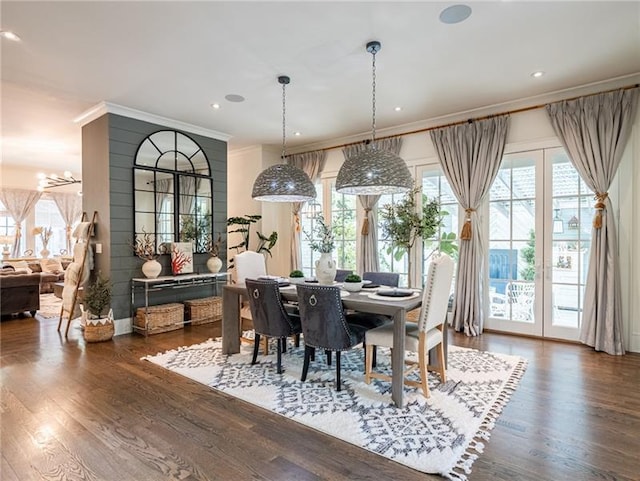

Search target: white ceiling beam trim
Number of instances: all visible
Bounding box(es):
[74,102,232,142]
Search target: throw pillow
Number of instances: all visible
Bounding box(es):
[41,258,64,274]
[9,260,32,274]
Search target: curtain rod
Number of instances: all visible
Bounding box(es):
[289,83,640,157]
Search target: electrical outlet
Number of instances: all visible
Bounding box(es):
[95,243,102,254]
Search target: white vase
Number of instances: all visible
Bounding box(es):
[315,252,336,285]
[142,259,162,278]
[206,255,223,273]
[40,248,50,258]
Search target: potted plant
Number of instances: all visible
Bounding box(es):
[342,273,363,292]
[226,214,278,270]
[82,272,114,342]
[304,214,336,285]
[379,187,443,288]
[289,269,305,284]
[131,229,162,278]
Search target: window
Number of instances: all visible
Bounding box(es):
[300,183,323,277]
[0,201,22,255]
[377,192,408,286]
[330,182,357,271]
[34,198,67,256]
[422,170,459,288]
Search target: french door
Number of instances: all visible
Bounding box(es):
[485,147,592,341]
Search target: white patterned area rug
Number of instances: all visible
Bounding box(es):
[143,339,527,480]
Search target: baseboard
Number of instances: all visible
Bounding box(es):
[114,317,133,336]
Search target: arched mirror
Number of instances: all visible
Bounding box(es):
[134,130,213,254]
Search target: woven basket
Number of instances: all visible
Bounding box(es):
[184,296,222,325]
[84,319,114,342]
[135,302,184,335]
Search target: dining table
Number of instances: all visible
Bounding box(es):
[222,282,423,408]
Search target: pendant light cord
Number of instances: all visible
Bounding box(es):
[282,80,287,159]
[371,47,377,142]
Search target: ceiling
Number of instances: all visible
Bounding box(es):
[2,1,639,174]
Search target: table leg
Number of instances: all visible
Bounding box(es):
[391,309,406,408]
[222,287,240,354]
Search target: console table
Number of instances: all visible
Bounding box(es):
[131,272,230,335]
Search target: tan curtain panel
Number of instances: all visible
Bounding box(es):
[0,188,42,257]
[430,116,509,336]
[546,88,639,355]
[287,151,327,271]
[50,192,83,254]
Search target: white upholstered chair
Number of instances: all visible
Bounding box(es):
[234,250,268,349]
[234,250,267,284]
[364,253,454,398]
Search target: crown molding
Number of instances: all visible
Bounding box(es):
[74,101,232,142]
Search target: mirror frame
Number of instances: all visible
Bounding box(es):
[133,130,213,254]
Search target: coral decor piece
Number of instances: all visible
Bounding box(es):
[171,242,193,275]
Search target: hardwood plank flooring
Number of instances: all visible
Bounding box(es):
[1,314,639,480]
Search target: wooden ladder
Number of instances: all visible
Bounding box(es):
[57,211,97,337]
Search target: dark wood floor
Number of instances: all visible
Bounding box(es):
[1,313,639,481]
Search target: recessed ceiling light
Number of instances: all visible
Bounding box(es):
[294,131,301,136]
[211,103,220,109]
[531,71,545,78]
[225,94,245,103]
[0,30,21,41]
[439,5,472,24]
[394,106,402,112]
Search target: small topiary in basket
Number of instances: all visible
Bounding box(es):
[83,272,114,342]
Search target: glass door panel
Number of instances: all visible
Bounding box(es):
[486,151,542,336]
[486,147,591,341]
[544,148,592,340]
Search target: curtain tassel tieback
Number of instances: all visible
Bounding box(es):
[361,208,372,236]
[593,192,608,229]
[460,208,475,240]
[294,213,301,233]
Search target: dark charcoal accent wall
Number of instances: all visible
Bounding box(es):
[86,113,227,321]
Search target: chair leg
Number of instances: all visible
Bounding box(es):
[262,335,269,355]
[365,344,374,384]
[252,333,261,365]
[372,346,377,367]
[418,340,430,398]
[282,337,287,353]
[294,333,300,347]
[276,338,283,374]
[335,351,341,391]
[326,350,332,366]
[301,345,314,382]
[436,343,447,382]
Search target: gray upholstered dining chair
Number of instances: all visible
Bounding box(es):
[334,269,353,282]
[245,278,301,374]
[295,284,387,391]
[363,271,400,287]
[364,253,454,398]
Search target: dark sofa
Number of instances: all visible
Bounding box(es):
[0,271,41,316]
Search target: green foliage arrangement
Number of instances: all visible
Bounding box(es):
[226,215,277,256]
[84,272,112,318]
[344,273,362,283]
[304,214,335,253]
[379,187,443,287]
[289,269,304,278]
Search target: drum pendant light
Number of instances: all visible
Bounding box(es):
[336,41,413,195]
[252,75,316,202]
